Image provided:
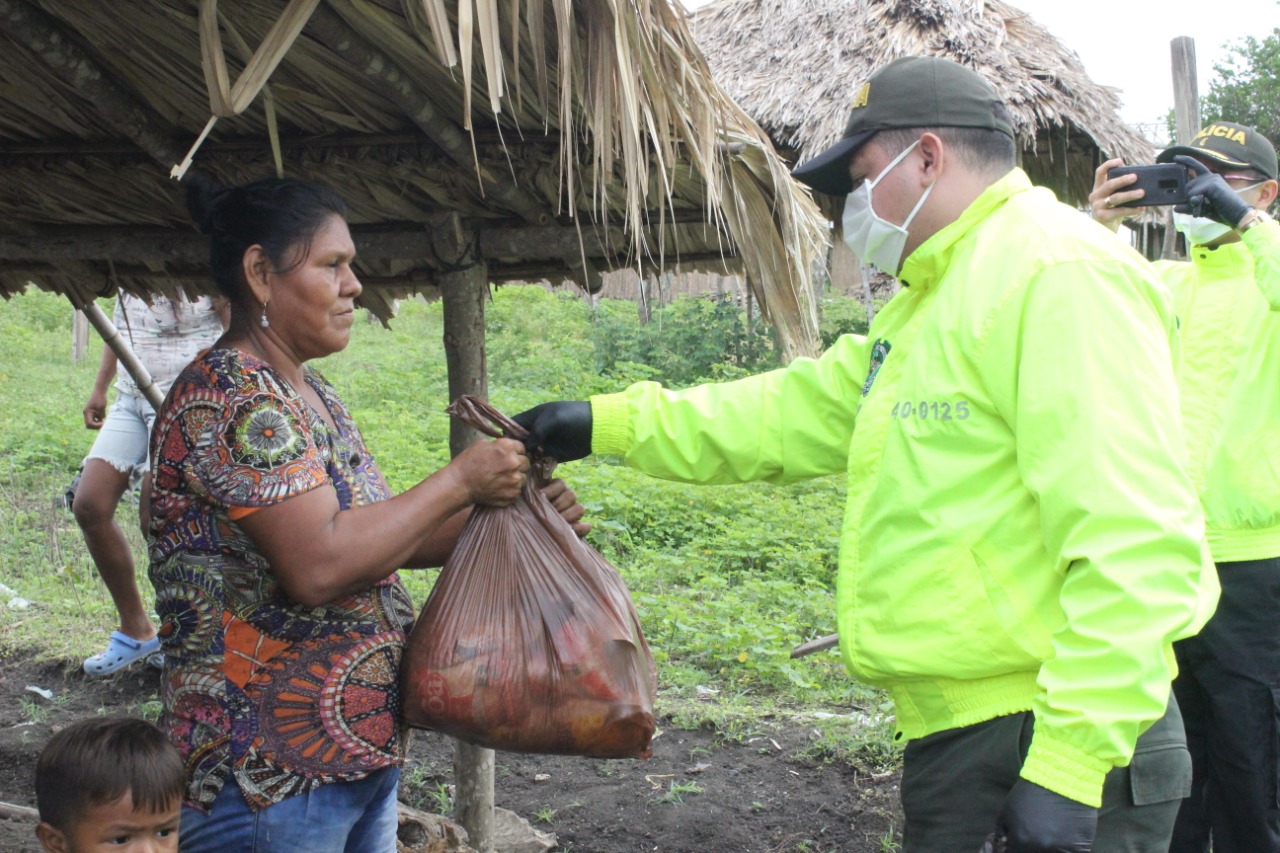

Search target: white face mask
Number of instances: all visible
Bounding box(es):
[1172,181,1263,245]
[841,140,935,275]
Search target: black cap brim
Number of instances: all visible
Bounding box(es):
[1157,145,1253,171]
[792,129,878,196]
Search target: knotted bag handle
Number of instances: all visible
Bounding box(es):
[446,395,554,484]
[446,395,528,441]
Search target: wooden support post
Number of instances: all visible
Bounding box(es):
[1171,37,1202,146]
[637,276,651,325]
[438,217,488,456]
[72,309,90,362]
[1165,37,1201,260]
[436,220,494,852]
[453,742,495,853]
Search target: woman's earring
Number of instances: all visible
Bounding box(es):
[260,304,270,329]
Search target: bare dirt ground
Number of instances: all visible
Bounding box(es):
[0,650,902,853]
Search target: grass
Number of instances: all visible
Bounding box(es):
[647,780,703,806]
[878,826,903,852]
[425,782,455,814]
[0,285,900,771]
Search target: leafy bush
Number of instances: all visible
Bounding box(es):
[818,293,871,349]
[589,293,777,387]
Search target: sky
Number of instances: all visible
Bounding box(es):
[996,0,1279,135]
[680,0,1279,140]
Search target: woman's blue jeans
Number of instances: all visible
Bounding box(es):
[179,767,400,853]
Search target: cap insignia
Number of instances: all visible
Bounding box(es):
[851,82,870,110]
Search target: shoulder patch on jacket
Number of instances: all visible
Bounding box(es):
[862,338,892,397]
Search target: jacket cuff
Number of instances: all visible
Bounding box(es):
[1020,732,1112,808]
[589,393,633,457]
[1242,214,1279,257]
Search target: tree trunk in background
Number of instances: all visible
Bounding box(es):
[439,257,495,852]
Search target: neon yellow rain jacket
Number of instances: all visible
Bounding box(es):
[590,170,1219,808]
[1156,218,1280,562]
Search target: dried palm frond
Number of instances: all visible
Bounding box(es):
[0,0,829,357]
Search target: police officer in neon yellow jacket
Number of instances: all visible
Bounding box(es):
[518,57,1219,853]
[1091,122,1280,853]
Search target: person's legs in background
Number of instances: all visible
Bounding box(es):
[902,698,1188,853]
[1168,643,1212,853]
[901,713,1025,852]
[1169,558,1280,853]
[1094,695,1192,852]
[73,394,158,675]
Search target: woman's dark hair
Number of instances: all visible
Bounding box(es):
[36,716,184,830]
[184,173,348,305]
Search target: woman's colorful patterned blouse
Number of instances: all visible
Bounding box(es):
[148,347,414,812]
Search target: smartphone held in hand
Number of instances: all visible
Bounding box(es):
[1106,163,1189,207]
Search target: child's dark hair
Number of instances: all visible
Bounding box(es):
[35,717,184,831]
[183,172,348,304]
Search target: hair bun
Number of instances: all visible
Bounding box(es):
[182,171,231,235]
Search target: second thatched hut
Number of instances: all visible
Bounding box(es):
[690,0,1160,296]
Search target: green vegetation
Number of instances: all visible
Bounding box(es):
[1203,27,1280,149]
[1164,27,1280,150]
[648,779,703,806]
[0,285,894,768]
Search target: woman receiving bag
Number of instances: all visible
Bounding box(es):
[149,174,586,853]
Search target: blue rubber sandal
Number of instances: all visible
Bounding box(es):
[83,630,161,677]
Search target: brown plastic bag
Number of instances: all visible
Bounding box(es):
[400,397,658,758]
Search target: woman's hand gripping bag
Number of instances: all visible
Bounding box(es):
[400,396,657,758]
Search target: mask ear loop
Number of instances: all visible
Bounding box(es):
[900,178,935,230]
[866,139,922,192]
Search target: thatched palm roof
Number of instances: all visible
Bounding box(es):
[0,0,827,358]
[689,0,1155,205]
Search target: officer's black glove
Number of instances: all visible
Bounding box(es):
[984,779,1096,853]
[511,401,593,462]
[1173,154,1253,228]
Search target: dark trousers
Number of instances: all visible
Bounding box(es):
[1169,556,1280,853]
[900,697,1190,853]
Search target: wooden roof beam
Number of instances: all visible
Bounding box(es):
[0,0,183,168]
[0,129,563,160]
[0,223,632,265]
[307,5,554,227]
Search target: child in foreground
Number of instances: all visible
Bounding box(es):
[34,717,182,853]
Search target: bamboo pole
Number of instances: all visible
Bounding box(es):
[790,633,838,659]
[73,299,163,410]
[0,801,38,821]
[437,223,495,852]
